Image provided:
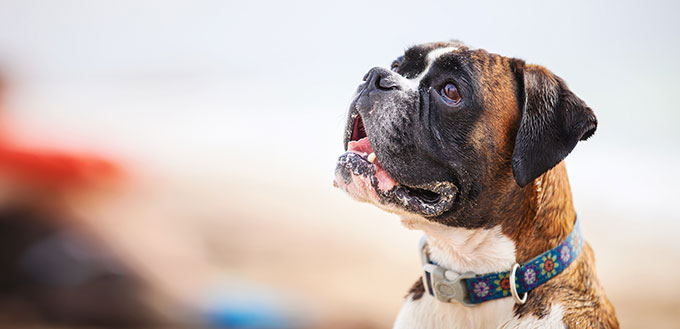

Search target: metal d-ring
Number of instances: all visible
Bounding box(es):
[510,263,528,305]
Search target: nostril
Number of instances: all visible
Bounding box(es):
[377,76,400,90]
[362,67,401,91]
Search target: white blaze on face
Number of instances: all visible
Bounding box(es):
[398,46,459,92]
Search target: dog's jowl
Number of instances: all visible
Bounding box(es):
[334,41,618,329]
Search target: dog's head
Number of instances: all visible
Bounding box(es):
[334,41,596,227]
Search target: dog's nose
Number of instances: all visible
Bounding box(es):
[363,67,401,91]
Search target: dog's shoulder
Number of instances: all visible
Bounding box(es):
[406,276,425,301]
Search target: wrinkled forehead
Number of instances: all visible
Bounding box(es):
[396,41,471,79]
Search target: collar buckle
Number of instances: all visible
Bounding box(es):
[419,237,477,306]
[421,264,477,306]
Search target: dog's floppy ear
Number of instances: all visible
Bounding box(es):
[510,61,597,187]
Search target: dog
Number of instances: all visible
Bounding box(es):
[334,41,618,328]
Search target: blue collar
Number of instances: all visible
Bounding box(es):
[420,217,583,306]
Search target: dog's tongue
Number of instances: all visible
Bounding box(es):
[347,137,373,154]
[347,138,397,191]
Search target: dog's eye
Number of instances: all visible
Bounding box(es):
[391,61,399,72]
[440,83,461,105]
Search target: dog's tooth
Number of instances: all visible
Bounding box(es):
[367,152,377,163]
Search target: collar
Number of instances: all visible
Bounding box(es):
[419,217,583,306]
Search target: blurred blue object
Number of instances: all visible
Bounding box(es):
[200,281,304,329]
[204,302,291,329]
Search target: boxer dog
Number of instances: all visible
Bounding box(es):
[334,41,618,328]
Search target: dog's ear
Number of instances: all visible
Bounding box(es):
[510,61,597,187]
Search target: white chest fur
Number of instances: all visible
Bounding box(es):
[401,215,517,274]
[394,293,515,329]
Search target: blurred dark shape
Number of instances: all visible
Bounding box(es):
[0,206,156,327]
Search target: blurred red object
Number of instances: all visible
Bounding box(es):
[0,143,122,188]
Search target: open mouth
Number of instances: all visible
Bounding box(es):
[334,113,458,217]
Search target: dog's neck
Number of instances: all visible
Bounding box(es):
[401,162,575,274]
[503,162,576,263]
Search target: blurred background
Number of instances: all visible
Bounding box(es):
[0,0,677,328]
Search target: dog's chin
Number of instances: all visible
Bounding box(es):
[333,140,458,218]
